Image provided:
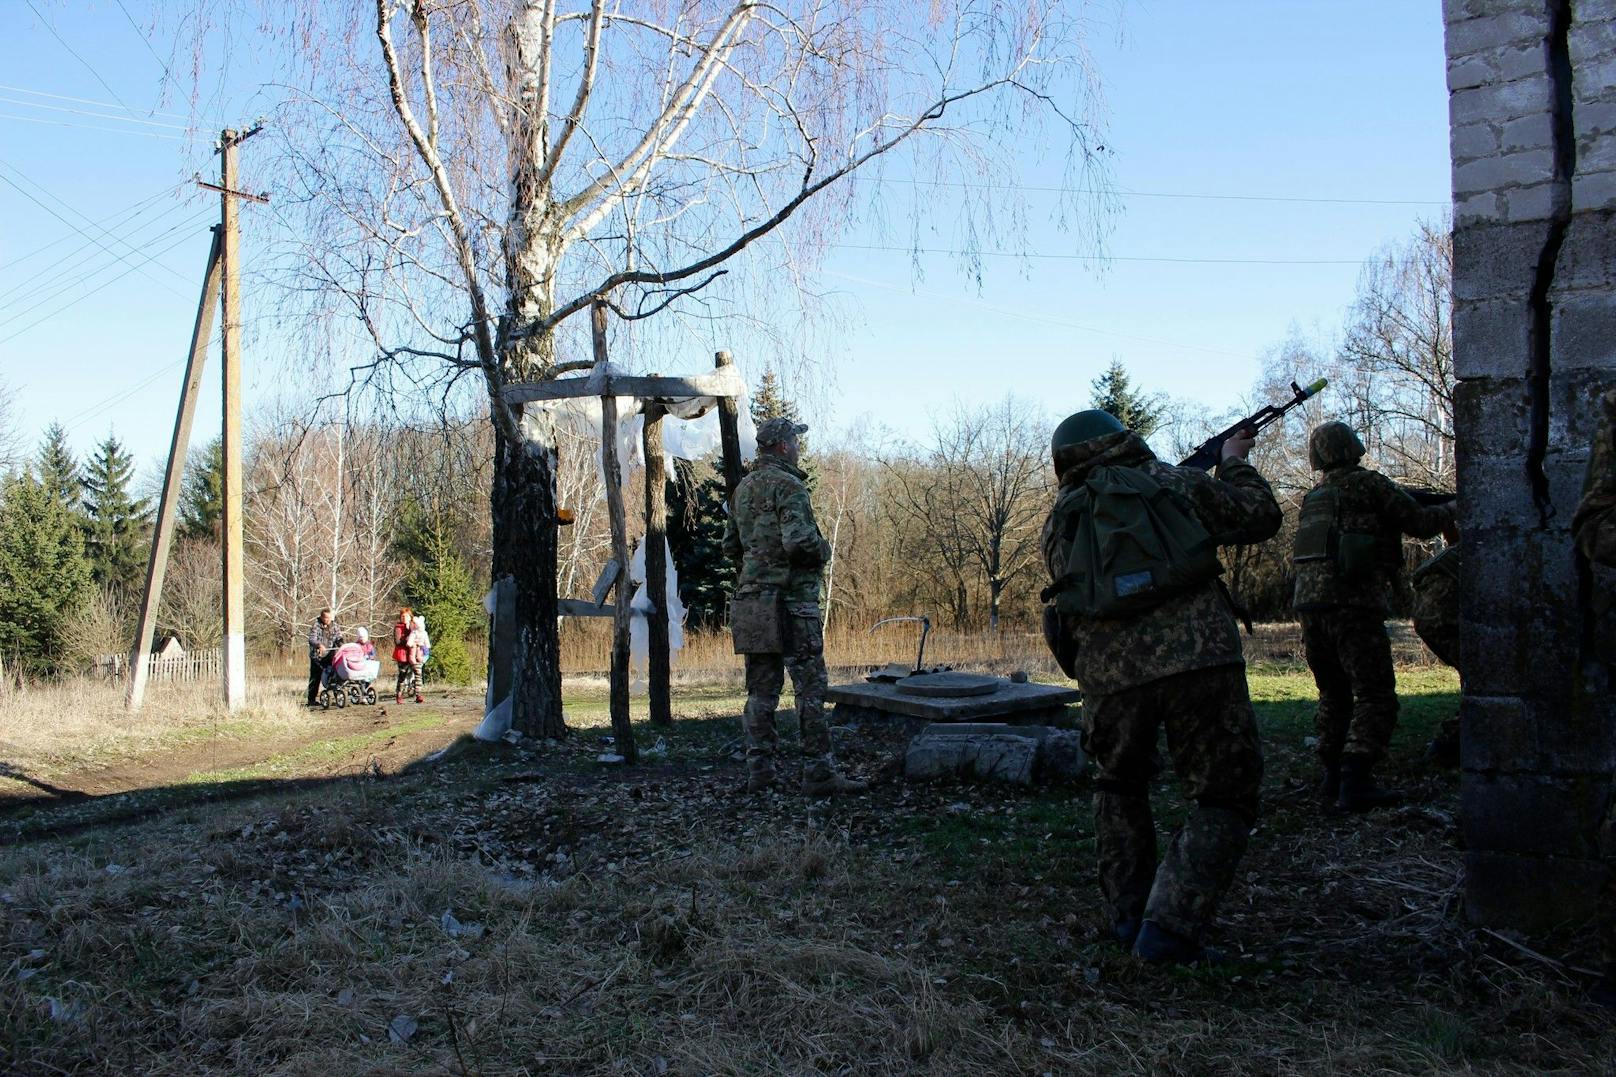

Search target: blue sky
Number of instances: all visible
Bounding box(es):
[0,0,1452,471]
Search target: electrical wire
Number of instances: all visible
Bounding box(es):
[0,210,211,320]
[0,199,195,308]
[0,95,191,130]
[22,0,140,119]
[0,112,191,141]
[0,183,180,271]
[0,219,211,345]
[112,0,175,83]
[0,82,192,122]
[832,242,1363,265]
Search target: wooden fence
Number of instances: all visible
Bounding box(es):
[93,648,225,684]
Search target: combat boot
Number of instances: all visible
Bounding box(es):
[1336,756,1402,813]
[1111,916,1142,949]
[1318,758,1341,806]
[1132,920,1223,966]
[802,757,867,797]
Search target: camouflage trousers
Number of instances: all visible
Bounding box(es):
[1085,664,1263,942]
[1299,608,1399,764]
[742,604,833,782]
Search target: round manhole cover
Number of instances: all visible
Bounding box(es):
[895,672,1001,697]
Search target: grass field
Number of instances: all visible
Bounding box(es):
[3,663,1613,1074]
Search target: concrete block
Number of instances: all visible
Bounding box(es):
[1463,850,1607,930]
[1451,219,1550,302]
[1446,54,1496,93]
[1453,299,1531,379]
[1451,120,1501,160]
[1495,43,1547,83]
[1569,11,1616,65]
[1578,132,1616,173]
[1453,377,1530,454]
[1446,11,1551,57]
[1457,694,1531,771]
[1454,148,1557,197]
[1454,190,1500,224]
[905,731,1038,785]
[1575,100,1616,139]
[1553,211,1616,293]
[1573,168,1616,211]
[1500,181,1559,221]
[1499,112,1553,153]
[1037,730,1088,782]
[1550,294,1616,372]
[1573,54,1616,106]
[1449,77,1552,128]
[1461,772,1601,857]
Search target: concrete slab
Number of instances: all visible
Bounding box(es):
[827,678,1079,723]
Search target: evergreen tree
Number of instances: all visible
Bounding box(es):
[665,457,737,629]
[396,501,483,684]
[81,434,153,596]
[36,422,83,513]
[1089,360,1165,438]
[750,369,801,426]
[0,473,93,670]
[180,436,224,540]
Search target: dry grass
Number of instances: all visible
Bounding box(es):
[0,676,316,776]
[2,667,1613,1074]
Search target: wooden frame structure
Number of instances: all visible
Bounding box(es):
[500,299,745,759]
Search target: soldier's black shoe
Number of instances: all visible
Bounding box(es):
[1111,916,1142,949]
[1132,920,1223,966]
[1337,758,1402,813]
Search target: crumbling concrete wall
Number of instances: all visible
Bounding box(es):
[1446,0,1616,928]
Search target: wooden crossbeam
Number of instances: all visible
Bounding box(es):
[503,368,744,405]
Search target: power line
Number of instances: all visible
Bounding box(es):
[0,161,194,290]
[0,113,190,141]
[22,0,139,120]
[113,0,175,83]
[825,270,1250,360]
[0,220,211,346]
[0,212,210,327]
[905,177,1447,207]
[0,82,192,122]
[0,199,190,309]
[0,95,190,130]
[0,183,179,271]
[833,242,1364,265]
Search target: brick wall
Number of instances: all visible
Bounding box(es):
[1445,0,1616,929]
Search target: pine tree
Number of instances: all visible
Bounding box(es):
[396,501,483,684]
[81,434,153,597]
[665,457,737,629]
[750,369,801,426]
[180,436,224,540]
[36,422,83,513]
[0,472,93,670]
[1089,360,1165,438]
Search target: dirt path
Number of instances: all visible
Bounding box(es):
[0,690,486,810]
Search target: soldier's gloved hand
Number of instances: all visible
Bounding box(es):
[1221,428,1256,462]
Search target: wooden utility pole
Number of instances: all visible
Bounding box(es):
[595,300,637,762]
[714,350,744,502]
[642,399,672,727]
[125,230,224,713]
[215,125,263,712]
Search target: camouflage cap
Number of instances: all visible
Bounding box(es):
[1308,421,1366,470]
[756,417,808,448]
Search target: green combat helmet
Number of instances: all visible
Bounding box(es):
[1051,409,1126,458]
[1308,421,1366,470]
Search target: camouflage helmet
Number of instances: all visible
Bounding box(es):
[1308,421,1366,470]
[1050,410,1125,457]
[756,416,807,448]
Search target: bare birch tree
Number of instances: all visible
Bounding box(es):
[193,0,1110,734]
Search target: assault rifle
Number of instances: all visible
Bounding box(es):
[1179,378,1329,470]
[1399,486,1457,508]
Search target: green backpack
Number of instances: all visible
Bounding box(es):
[1040,465,1222,619]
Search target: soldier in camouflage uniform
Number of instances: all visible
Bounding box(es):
[723,417,866,796]
[1410,544,1462,766]
[1293,422,1458,812]
[1575,389,1616,1008]
[1042,410,1281,965]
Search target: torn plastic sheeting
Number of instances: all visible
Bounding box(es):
[628,535,687,682]
[473,695,512,742]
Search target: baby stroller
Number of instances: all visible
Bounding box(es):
[320,641,380,708]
